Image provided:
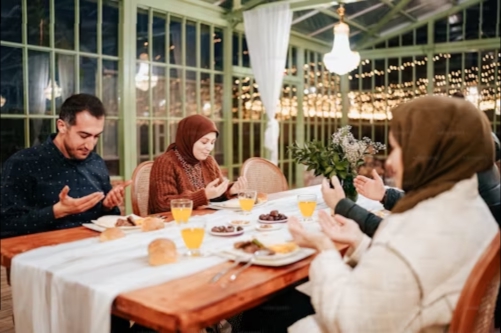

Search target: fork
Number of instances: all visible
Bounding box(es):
[209,257,245,283]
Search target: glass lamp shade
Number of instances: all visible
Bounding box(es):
[323,22,360,76]
[135,53,158,91]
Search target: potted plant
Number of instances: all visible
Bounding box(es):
[288,126,386,201]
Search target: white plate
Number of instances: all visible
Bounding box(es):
[255,224,282,232]
[91,214,163,230]
[209,199,267,210]
[218,247,315,267]
[258,218,288,224]
[228,220,252,227]
[209,229,245,237]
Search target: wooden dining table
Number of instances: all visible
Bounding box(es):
[1,187,346,333]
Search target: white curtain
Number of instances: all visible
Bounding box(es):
[58,55,75,101]
[243,3,292,164]
[29,54,49,145]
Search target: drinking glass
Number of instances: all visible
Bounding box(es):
[171,199,193,224]
[297,194,317,222]
[179,216,206,257]
[238,190,257,215]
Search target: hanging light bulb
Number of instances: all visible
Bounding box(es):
[0,95,5,107]
[323,4,360,76]
[44,79,62,100]
[135,53,158,91]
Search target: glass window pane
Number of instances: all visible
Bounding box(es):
[136,8,149,59]
[186,21,196,67]
[213,120,224,165]
[202,25,211,69]
[55,0,75,50]
[28,0,50,47]
[201,72,210,117]
[102,0,120,56]
[80,56,98,96]
[232,33,239,66]
[102,60,119,116]
[153,66,166,117]
[214,74,223,120]
[214,27,223,71]
[30,118,53,146]
[152,12,166,62]
[186,70,197,115]
[153,120,167,158]
[103,119,119,176]
[169,17,182,65]
[169,68,182,117]
[1,0,22,43]
[1,46,24,115]
[137,120,150,164]
[79,0,97,53]
[28,50,50,115]
[0,119,25,170]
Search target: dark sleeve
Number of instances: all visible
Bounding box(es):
[382,188,405,210]
[492,132,500,162]
[335,199,383,238]
[0,156,57,238]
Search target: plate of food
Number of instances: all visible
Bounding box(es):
[232,238,300,261]
[258,210,288,224]
[91,215,166,230]
[209,193,268,210]
[209,225,245,237]
[255,224,282,232]
[228,220,252,227]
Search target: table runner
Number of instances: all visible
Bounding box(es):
[12,186,383,333]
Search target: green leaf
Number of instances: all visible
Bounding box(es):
[335,164,345,171]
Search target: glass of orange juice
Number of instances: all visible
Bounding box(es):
[171,199,193,224]
[179,216,206,257]
[238,190,257,215]
[298,194,317,222]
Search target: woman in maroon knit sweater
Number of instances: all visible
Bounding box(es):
[149,114,247,213]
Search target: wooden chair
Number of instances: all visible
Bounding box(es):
[240,157,289,194]
[131,161,154,217]
[449,231,500,333]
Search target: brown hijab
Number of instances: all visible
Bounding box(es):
[167,114,219,165]
[390,95,494,213]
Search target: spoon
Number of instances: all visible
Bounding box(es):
[228,249,272,282]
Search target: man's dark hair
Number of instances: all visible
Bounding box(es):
[58,93,106,126]
[451,91,465,99]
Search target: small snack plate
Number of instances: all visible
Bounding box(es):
[255,224,282,232]
[91,215,142,230]
[228,220,252,227]
[209,229,245,237]
[209,196,267,210]
[258,218,288,224]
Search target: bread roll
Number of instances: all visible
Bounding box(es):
[141,217,165,232]
[148,238,177,266]
[256,192,268,203]
[99,227,125,242]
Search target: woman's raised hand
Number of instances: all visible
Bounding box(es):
[318,210,364,248]
[205,178,229,199]
[229,176,248,195]
[353,169,386,201]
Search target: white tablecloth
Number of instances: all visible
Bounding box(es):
[11,186,383,333]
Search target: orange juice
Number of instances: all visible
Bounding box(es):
[181,227,205,249]
[172,207,192,223]
[239,198,255,212]
[298,201,316,217]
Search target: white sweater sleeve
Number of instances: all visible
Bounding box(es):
[309,245,421,333]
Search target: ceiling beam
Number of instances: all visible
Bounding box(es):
[378,0,417,22]
[290,0,338,11]
[359,37,500,59]
[292,9,322,25]
[319,8,371,33]
[355,0,483,50]
[356,0,413,46]
[308,3,383,36]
